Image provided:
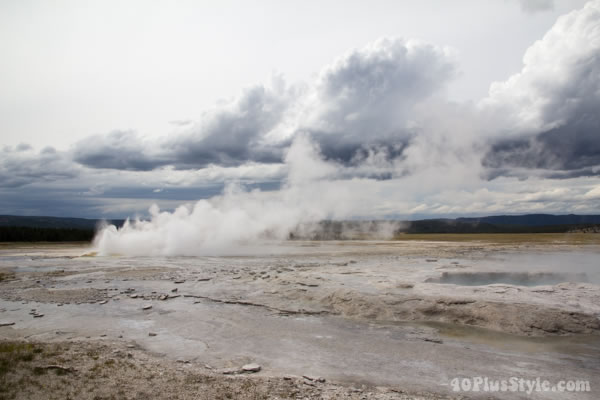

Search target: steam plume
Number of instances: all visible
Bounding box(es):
[93,136,372,256]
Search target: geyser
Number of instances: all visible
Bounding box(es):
[93,136,390,256]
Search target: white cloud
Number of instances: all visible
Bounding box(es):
[295,38,457,162]
[583,185,600,199]
[480,0,600,176]
[483,0,600,135]
[2,3,600,219]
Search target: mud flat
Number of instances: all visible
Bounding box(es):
[0,238,599,399]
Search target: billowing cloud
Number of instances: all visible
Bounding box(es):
[72,78,296,170]
[482,0,600,177]
[71,38,457,172]
[297,38,457,163]
[483,117,600,178]
[72,130,165,171]
[166,80,294,169]
[0,145,80,188]
[2,2,600,219]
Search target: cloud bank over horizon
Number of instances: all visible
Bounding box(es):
[1,1,600,219]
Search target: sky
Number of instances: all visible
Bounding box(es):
[1,0,599,220]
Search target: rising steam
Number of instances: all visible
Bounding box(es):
[93,136,379,256]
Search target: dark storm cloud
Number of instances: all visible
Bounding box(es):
[73,83,293,170]
[71,39,456,172]
[315,138,410,167]
[72,130,169,171]
[482,1,600,179]
[166,84,291,169]
[3,1,600,222]
[70,17,599,183]
[302,38,456,164]
[483,113,600,177]
[0,146,80,188]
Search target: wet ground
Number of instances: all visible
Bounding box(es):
[0,240,599,399]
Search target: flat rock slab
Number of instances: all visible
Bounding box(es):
[242,363,261,373]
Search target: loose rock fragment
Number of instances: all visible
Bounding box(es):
[42,364,75,373]
[221,367,240,375]
[303,375,325,383]
[396,283,414,289]
[242,363,261,373]
[421,337,443,344]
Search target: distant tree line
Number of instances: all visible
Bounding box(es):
[1,219,599,242]
[289,220,600,239]
[0,226,95,242]
[403,220,600,234]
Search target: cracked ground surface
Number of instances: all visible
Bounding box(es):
[0,239,599,399]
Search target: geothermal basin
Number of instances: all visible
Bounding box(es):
[0,238,599,399]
